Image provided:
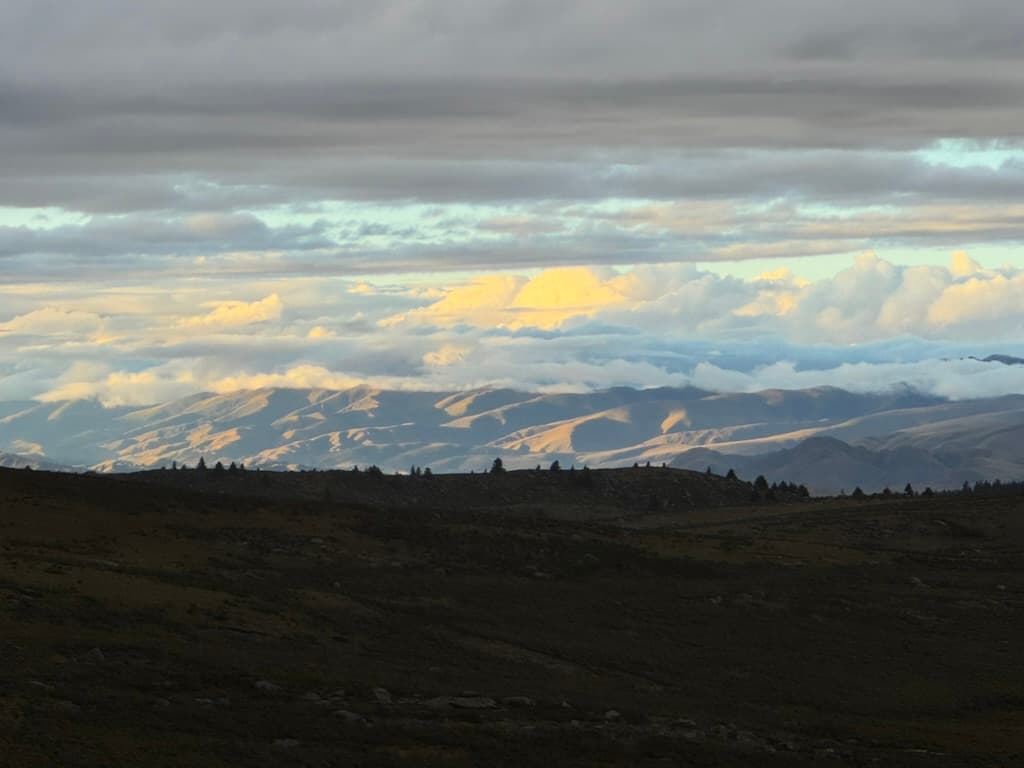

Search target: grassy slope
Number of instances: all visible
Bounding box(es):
[1,467,1022,767]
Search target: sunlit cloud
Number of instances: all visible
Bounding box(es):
[176,293,283,330]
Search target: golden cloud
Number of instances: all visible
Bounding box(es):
[177,293,283,330]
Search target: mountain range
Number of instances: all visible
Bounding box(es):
[2,384,1023,493]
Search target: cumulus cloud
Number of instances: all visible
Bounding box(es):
[37,361,199,406]
[1,307,105,336]
[5,252,1024,409]
[381,252,1024,346]
[422,344,471,368]
[207,365,368,393]
[176,293,283,330]
[388,268,632,330]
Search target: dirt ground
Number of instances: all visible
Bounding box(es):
[1,467,1021,766]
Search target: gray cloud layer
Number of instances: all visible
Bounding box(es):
[4,1,1024,218]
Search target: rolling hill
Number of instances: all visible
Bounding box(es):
[0,385,1021,491]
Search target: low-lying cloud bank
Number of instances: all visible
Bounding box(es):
[2,252,1023,406]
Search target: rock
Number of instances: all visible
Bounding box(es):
[333,709,363,724]
[29,681,55,693]
[310,538,324,545]
[301,691,322,703]
[153,698,171,708]
[194,698,214,706]
[909,576,928,588]
[84,647,105,664]
[372,687,392,704]
[580,553,600,567]
[501,696,535,708]
[254,680,281,692]
[604,709,622,721]
[273,738,300,750]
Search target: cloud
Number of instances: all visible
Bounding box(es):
[1,307,105,336]
[3,2,1024,405]
[690,358,1024,401]
[207,365,367,393]
[389,268,632,330]
[927,272,1024,330]
[381,252,1024,346]
[422,344,471,368]
[306,325,334,340]
[177,293,283,330]
[37,361,199,406]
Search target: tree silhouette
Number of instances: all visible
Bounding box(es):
[197,456,207,471]
[550,460,561,472]
[725,468,738,481]
[490,457,505,473]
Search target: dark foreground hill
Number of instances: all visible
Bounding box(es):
[1,467,1022,766]
[119,463,780,516]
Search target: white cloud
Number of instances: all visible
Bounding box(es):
[176,293,283,330]
[1,307,105,336]
[690,358,1024,401]
[5,252,1024,407]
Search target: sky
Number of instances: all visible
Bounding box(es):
[3,0,1024,405]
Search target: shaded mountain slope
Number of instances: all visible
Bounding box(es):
[0,385,1020,493]
[672,437,974,495]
